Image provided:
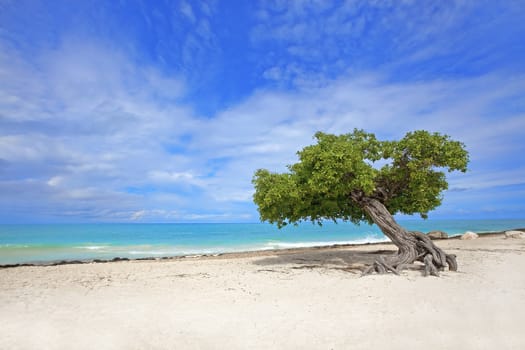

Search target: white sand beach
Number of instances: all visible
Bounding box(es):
[1,234,524,349]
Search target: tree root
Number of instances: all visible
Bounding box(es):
[361,231,458,277]
[362,256,400,276]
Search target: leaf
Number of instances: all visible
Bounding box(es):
[252,129,469,227]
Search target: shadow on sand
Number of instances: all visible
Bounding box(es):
[251,246,420,274]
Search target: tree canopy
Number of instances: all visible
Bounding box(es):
[253,129,469,228]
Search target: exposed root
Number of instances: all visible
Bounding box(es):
[423,254,440,277]
[446,254,458,271]
[362,256,399,275]
[361,231,458,277]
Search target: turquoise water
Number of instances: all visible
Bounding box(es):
[1,219,524,265]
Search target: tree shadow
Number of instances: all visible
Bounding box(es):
[252,247,407,274]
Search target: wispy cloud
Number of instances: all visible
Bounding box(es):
[1,35,523,221]
[180,1,196,23]
[252,0,525,85]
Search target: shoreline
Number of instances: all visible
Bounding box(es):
[2,228,522,269]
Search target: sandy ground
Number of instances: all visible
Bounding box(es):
[1,234,524,350]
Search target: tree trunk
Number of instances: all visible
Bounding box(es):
[354,196,457,276]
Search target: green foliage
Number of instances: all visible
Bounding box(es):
[252,129,468,228]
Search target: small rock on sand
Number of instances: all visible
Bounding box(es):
[461,231,479,240]
[505,230,525,239]
[427,231,448,240]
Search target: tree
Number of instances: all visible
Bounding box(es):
[252,129,469,276]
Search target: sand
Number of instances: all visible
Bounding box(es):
[1,234,524,350]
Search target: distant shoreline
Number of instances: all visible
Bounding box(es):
[2,228,522,269]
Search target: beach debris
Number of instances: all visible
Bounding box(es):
[110,257,129,262]
[427,231,448,240]
[505,230,525,239]
[461,231,479,240]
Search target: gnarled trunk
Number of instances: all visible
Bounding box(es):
[353,196,457,276]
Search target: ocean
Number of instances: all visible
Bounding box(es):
[1,219,524,265]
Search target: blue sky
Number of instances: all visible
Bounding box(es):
[0,0,524,223]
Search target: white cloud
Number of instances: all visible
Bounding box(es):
[1,34,524,222]
[251,0,520,90]
[148,170,205,187]
[180,1,196,23]
[183,72,525,218]
[449,167,525,191]
[47,176,63,187]
[128,209,249,222]
[130,210,146,220]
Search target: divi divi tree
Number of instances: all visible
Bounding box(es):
[252,130,469,276]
